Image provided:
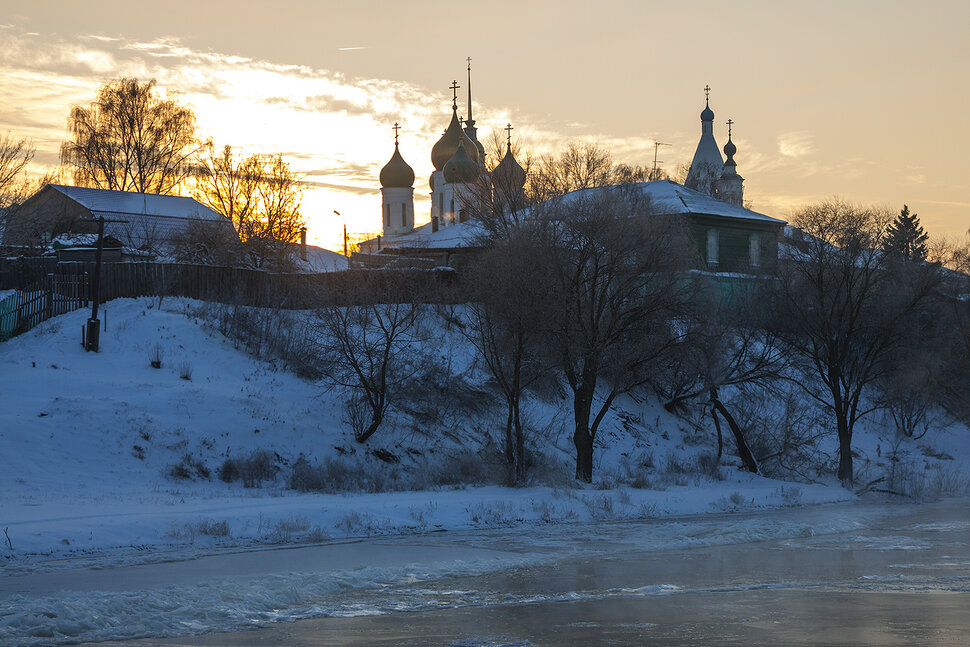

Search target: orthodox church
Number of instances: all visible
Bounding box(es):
[360,73,783,274]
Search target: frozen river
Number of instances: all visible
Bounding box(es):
[3,499,969,646]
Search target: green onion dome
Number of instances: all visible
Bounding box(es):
[432,109,480,171]
[442,139,480,183]
[379,143,415,188]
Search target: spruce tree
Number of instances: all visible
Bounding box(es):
[883,205,928,262]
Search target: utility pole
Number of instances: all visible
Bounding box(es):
[653,141,671,178]
[85,215,127,352]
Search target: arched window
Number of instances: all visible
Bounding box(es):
[706,229,719,265]
[401,204,407,227]
[749,233,761,268]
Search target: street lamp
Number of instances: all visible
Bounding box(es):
[334,210,347,257]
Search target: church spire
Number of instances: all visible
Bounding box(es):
[465,57,475,128]
[685,84,724,197]
[461,57,485,164]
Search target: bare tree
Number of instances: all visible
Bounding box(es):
[463,231,554,483]
[663,284,787,473]
[773,199,940,485]
[534,183,695,481]
[314,283,423,443]
[0,132,34,203]
[191,143,261,236]
[61,78,202,195]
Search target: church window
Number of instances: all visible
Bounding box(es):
[749,233,761,268]
[450,199,455,220]
[706,229,719,265]
[401,204,407,227]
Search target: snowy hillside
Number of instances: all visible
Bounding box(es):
[1,298,967,569]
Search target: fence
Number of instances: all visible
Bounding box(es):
[0,273,89,341]
[0,259,460,341]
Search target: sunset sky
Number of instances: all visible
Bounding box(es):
[0,0,967,250]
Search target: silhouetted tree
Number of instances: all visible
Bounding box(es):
[61,78,202,194]
[773,199,940,485]
[882,204,928,262]
[534,181,695,482]
[314,280,423,443]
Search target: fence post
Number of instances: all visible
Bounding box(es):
[45,274,53,320]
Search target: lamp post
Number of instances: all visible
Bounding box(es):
[334,210,347,257]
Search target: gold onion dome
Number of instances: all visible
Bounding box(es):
[432,109,480,170]
[493,146,526,192]
[379,142,415,188]
[443,139,480,183]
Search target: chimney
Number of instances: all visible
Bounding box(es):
[299,227,307,261]
[432,215,439,233]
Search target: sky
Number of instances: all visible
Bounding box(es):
[0,0,967,250]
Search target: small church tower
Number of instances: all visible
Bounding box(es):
[685,85,724,197]
[492,123,527,211]
[379,123,415,236]
[714,119,744,207]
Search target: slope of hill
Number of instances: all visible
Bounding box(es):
[1,297,965,569]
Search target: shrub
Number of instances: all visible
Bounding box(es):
[167,454,210,480]
[150,344,163,369]
[219,450,277,487]
[178,362,193,381]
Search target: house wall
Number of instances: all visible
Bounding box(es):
[687,213,781,273]
[3,188,94,246]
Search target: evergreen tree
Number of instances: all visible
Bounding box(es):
[883,205,928,262]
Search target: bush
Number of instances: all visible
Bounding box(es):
[219,450,277,487]
[167,454,210,480]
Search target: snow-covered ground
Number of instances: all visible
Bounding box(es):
[0,297,967,644]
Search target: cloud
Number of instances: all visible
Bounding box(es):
[777,131,815,158]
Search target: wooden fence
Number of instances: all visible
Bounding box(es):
[0,273,89,341]
[0,259,461,341]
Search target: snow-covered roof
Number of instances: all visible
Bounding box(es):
[382,219,486,250]
[381,181,783,252]
[49,185,223,221]
[292,245,350,273]
[46,185,234,246]
[612,180,784,224]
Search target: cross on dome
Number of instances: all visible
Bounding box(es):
[505,123,514,148]
[726,119,733,139]
[704,84,711,105]
[450,80,460,109]
[392,122,401,144]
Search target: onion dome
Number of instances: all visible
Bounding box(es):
[722,118,738,168]
[493,146,526,193]
[443,139,480,183]
[379,142,415,188]
[723,138,737,166]
[700,84,714,121]
[432,109,480,170]
[700,102,714,122]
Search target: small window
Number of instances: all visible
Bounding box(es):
[749,233,761,268]
[706,229,719,265]
[401,204,407,227]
